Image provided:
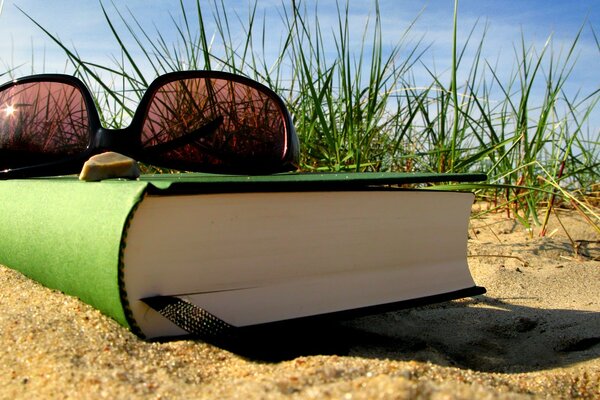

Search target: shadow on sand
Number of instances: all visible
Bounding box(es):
[199,295,599,372]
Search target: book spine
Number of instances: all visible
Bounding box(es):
[0,179,148,328]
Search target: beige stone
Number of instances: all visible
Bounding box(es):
[79,152,140,181]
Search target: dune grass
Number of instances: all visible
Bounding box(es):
[14,0,600,233]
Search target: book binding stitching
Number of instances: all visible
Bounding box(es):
[118,190,147,338]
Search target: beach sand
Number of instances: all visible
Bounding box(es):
[0,208,598,399]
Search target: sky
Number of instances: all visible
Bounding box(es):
[0,0,598,131]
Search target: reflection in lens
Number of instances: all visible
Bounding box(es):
[0,81,90,169]
[3,105,16,117]
[140,77,287,171]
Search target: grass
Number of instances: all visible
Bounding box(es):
[12,0,600,232]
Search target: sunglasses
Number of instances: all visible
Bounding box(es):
[0,71,299,179]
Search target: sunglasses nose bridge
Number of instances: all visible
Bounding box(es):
[93,127,140,157]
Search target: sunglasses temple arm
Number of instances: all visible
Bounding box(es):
[0,153,91,180]
[142,116,223,157]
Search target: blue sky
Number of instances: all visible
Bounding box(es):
[0,0,598,131]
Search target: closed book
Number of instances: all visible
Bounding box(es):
[0,172,486,339]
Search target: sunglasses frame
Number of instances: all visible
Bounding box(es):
[0,70,300,178]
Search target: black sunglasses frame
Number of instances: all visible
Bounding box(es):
[0,70,300,179]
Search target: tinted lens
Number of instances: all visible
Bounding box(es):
[0,81,90,170]
[140,77,288,171]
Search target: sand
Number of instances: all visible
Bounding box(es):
[0,208,598,399]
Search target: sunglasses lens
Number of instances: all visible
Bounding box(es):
[141,77,289,172]
[0,81,90,170]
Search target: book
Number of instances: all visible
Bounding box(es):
[0,172,486,340]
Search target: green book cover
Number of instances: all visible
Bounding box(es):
[0,172,486,338]
[0,179,147,328]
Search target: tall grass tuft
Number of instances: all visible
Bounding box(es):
[16,0,600,231]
